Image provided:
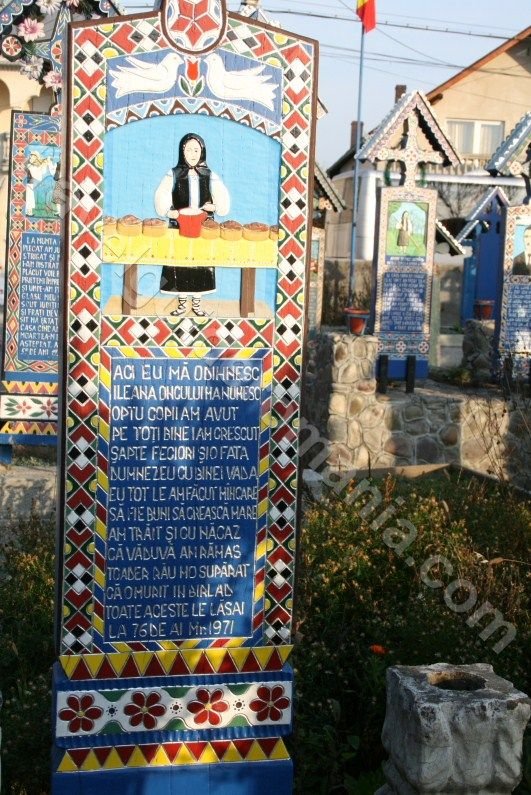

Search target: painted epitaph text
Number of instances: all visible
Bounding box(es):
[104,353,265,643]
[18,232,60,362]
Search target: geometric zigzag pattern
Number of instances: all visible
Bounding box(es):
[60,645,293,680]
[63,9,315,658]
[56,738,290,771]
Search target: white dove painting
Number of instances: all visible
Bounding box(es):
[109,52,183,99]
[204,53,277,112]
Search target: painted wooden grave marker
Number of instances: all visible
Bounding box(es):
[456,187,509,324]
[357,91,460,380]
[486,112,531,379]
[53,0,317,791]
[0,0,120,457]
[0,111,61,440]
[497,205,531,378]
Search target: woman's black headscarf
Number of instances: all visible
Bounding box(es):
[171,133,213,216]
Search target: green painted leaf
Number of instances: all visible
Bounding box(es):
[179,76,190,96]
[226,685,250,696]
[193,78,204,96]
[101,690,126,702]
[99,720,124,735]
[165,718,187,731]
[228,716,250,727]
[164,687,191,698]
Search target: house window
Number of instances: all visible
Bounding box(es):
[446,119,504,157]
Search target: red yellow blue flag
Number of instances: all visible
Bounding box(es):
[356,0,376,32]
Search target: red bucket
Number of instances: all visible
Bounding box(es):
[344,308,370,335]
[178,208,207,238]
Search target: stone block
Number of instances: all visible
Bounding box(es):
[416,436,443,464]
[363,426,386,453]
[359,404,386,429]
[380,663,531,794]
[384,435,414,459]
[327,416,348,444]
[329,392,347,417]
[404,419,430,436]
[440,424,459,446]
[449,404,462,422]
[333,341,349,364]
[352,445,371,469]
[347,420,363,449]
[385,410,403,432]
[350,336,368,359]
[347,396,365,417]
[355,378,377,394]
[360,358,376,379]
[403,403,424,421]
[340,362,363,384]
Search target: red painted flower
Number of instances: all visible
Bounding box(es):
[186,58,199,82]
[43,398,57,417]
[124,691,166,729]
[249,685,290,722]
[369,644,389,656]
[58,694,103,733]
[187,687,229,726]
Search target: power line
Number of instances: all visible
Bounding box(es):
[265,9,514,40]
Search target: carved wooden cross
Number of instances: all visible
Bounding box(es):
[377,112,445,188]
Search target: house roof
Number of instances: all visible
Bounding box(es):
[327,145,357,178]
[485,112,531,177]
[435,219,465,256]
[427,25,531,104]
[455,186,510,243]
[314,161,345,212]
[356,90,461,169]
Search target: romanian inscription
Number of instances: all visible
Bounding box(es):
[505,283,531,353]
[18,231,60,362]
[104,353,264,644]
[380,271,427,334]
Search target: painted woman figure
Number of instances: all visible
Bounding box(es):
[154,133,230,316]
[25,151,58,218]
[396,210,413,250]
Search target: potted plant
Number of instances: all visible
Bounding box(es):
[473,299,495,321]
[344,289,371,335]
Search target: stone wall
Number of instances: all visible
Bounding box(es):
[304,331,531,491]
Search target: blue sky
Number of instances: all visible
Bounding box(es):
[122,0,530,167]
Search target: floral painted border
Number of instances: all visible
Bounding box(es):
[56,681,292,738]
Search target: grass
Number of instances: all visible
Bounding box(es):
[0,471,530,794]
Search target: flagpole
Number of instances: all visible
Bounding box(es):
[348,22,365,304]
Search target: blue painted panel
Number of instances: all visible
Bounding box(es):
[0,433,57,446]
[476,223,503,307]
[103,353,264,645]
[52,760,293,795]
[377,357,428,380]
